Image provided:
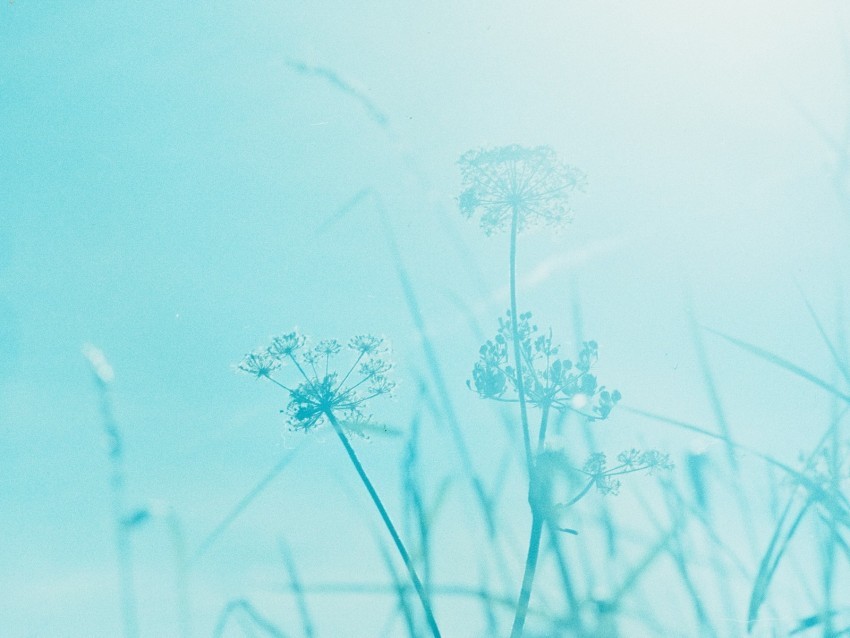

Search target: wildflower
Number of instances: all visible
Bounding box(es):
[581,448,673,496]
[268,331,305,359]
[238,351,281,379]
[314,339,342,357]
[469,310,620,420]
[237,331,439,636]
[238,330,395,433]
[458,145,585,235]
[349,334,386,355]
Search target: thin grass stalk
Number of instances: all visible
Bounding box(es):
[402,408,432,600]
[376,201,499,539]
[187,447,303,567]
[324,410,441,638]
[687,306,759,556]
[418,380,518,596]
[374,537,419,638]
[278,538,316,638]
[659,485,716,637]
[544,520,581,628]
[211,600,286,638]
[166,508,192,638]
[93,374,139,638]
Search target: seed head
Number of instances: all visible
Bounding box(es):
[468,310,620,419]
[238,351,281,379]
[238,330,395,434]
[268,331,305,359]
[458,145,584,235]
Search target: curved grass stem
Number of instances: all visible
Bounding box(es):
[325,410,442,638]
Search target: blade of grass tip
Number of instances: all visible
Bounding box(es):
[747,496,814,633]
[704,327,850,404]
[188,445,304,567]
[83,345,139,638]
[284,60,390,128]
[797,285,850,386]
[278,537,316,638]
[284,62,440,201]
[212,600,288,638]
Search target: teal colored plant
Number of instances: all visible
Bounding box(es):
[238,331,442,638]
[459,145,669,638]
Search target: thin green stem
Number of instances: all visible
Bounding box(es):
[324,410,441,638]
[335,350,366,392]
[511,403,554,638]
[566,479,595,507]
[536,403,551,453]
[509,206,533,476]
[510,515,544,638]
[287,353,314,386]
[264,375,294,393]
[508,206,549,638]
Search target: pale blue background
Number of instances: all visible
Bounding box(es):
[2,1,850,636]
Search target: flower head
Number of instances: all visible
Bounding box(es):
[581,448,673,496]
[268,331,305,359]
[238,351,281,379]
[458,145,585,235]
[238,330,395,433]
[468,310,620,420]
[349,334,387,355]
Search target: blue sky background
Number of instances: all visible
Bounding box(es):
[3,1,850,636]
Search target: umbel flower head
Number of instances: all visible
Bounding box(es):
[469,310,620,419]
[458,144,585,236]
[238,331,394,433]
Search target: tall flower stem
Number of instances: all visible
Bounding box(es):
[510,403,552,638]
[509,206,533,476]
[510,515,544,638]
[324,410,442,638]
